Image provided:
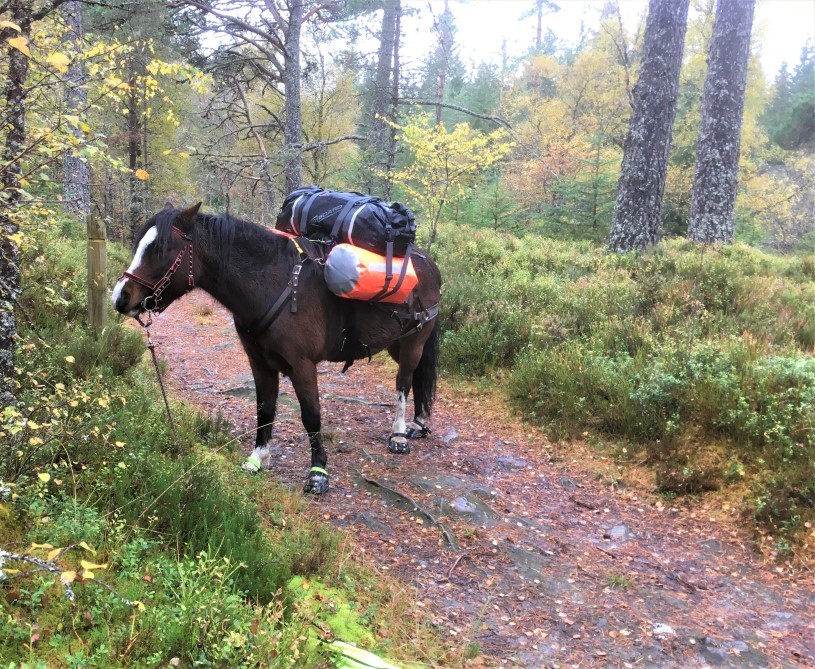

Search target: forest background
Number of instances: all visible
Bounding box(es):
[0,0,814,666]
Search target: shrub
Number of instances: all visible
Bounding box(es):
[436,223,815,545]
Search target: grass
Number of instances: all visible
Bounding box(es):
[0,220,458,668]
[435,223,815,553]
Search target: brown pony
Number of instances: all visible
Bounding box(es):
[112,203,441,494]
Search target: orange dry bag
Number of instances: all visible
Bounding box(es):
[324,243,418,304]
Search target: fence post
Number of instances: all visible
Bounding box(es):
[87,216,107,334]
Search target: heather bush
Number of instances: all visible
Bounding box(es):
[437,225,815,545]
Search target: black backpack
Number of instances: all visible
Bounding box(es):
[275,186,416,258]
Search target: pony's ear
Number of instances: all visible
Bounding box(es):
[163,201,174,210]
[176,202,201,231]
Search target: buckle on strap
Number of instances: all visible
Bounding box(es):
[290,262,303,313]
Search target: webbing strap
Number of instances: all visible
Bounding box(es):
[396,302,439,340]
[244,237,310,338]
[370,243,413,302]
[245,284,293,338]
[298,191,322,235]
[330,198,359,241]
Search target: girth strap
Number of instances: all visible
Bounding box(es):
[244,236,312,338]
[396,302,440,340]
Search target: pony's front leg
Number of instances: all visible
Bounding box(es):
[243,365,280,473]
[289,361,329,494]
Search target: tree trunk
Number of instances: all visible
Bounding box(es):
[62,0,90,220]
[688,0,755,244]
[435,0,450,126]
[0,0,32,409]
[283,0,303,194]
[127,67,143,238]
[384,0,401,201]
[607,0,690,253]
[368,0,398,197]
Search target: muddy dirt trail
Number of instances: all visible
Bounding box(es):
[146,291,814,668]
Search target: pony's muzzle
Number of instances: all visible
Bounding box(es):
[114,287,131,313]
[112,278,145,317]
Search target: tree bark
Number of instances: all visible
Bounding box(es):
[62,0,90,220]
[384,0,401,200]
[607,0,690,253]
[687,0,755,244]
[367,0,398,197]
[283,0,303,194]
[127,65,143,238]
[435,0,450,126]
[0,0,32,409]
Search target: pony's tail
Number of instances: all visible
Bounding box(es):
[412,322,440,419]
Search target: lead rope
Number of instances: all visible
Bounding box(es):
[138,309,183,457]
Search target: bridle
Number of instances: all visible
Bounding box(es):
[120,225,195,315]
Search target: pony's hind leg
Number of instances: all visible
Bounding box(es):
[388,324,439,447]
[243,362,280,473]
[387,344,424,454]
[289,360,329,494]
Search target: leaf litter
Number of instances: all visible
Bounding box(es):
[148,292,815,668]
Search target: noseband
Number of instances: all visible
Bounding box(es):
[120,226,195,313]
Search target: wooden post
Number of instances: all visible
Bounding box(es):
[87,216,107,334]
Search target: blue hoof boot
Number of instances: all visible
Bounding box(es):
[304,467,329,494]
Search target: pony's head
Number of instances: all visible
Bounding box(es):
[112,202,201,317]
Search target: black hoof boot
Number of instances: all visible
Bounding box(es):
[388,433,410,454]
[405,420,431,439]
[303,467,329,494]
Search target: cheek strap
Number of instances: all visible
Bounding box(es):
[119,226,194,313]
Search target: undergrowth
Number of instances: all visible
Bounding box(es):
[0,220,454,667]
[436,224,815,554]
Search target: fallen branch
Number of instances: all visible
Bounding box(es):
[358,473,458,550]
[593,544,618,560]
[447,549,473,580]
[570,496,597,511]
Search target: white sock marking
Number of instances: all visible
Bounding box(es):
[392,391,407,436]
[249,443,272,468]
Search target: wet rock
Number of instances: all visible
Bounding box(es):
[764,611,798,631]
[496,454,528,471]
[409,474,466,493]
[558,477,578,491]
[442,428,458,445]
[354,512,393,535]
[334,440,353,454]
[652,623,676,637]
[605,524,632,540]
[700,539,724,555]
[697,637,772,668]
[441,493,500,526]
[450,496,477,514]
[470,485,497,500]
[221,386,255,399]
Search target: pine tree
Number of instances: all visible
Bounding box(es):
[688,0,755,244]
[607,0,690,252]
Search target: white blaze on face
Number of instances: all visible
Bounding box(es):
[111,225,158,311]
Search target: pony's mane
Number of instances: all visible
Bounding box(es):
[135,206,289,272]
